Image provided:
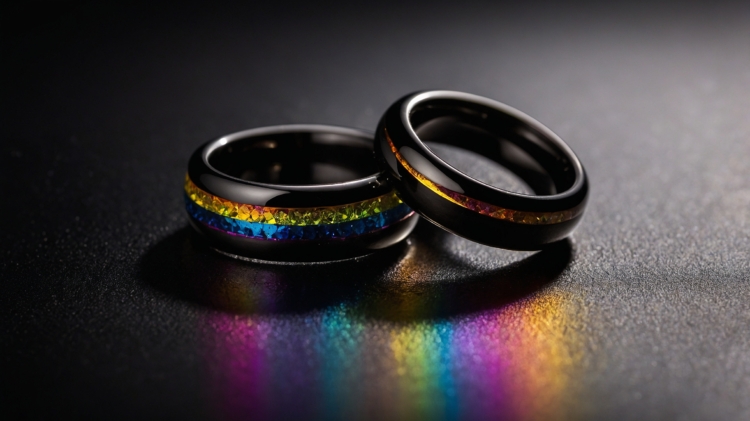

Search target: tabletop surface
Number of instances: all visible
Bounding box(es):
[2,2,749,420]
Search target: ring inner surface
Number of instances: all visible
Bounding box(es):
[208,131,377,185]
[410,99,576,195]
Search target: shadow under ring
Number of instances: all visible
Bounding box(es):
[375,90,589,250]
[185,124,418,263]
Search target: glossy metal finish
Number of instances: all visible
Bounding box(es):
[186,125,417,262]
[375,91,589,250]
[189,125,394,207]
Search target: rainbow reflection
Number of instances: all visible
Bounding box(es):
[202,288,584,421]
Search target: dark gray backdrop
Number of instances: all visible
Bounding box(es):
[2,1,749,420]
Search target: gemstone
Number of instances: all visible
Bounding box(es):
[352,220,366,235]
[289,226,303,240]
[308,211,320,225]
[185,176,406,227]
[321,209,337,224]
[302,226,317,240]
[248,223,262,237]
[338,223,353,237]
[261,224,277,239]
[275,210,289,225]
[275,225,289,240]
[186,192,414,241]
[238,205,251,219]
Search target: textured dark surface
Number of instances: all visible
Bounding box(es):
[2,1,749,420]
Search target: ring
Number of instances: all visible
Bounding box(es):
[185,125,418,262]
[375,90,588,250]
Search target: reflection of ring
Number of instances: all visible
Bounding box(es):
[185,125,418,262]
[375,91,588,250]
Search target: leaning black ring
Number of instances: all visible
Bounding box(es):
[185,124,418,262]
[375,91,588,250]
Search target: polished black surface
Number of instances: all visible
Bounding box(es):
[188,125,393,208]
[409,96,578,195]
[2,2,750,420]
[379,91,588,211]
[376,91,589,249]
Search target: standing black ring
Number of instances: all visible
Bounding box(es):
[185,124,418,263]
[375,90,588,250]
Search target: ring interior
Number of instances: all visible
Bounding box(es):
[207,131,378,185]
[410,99,576,195]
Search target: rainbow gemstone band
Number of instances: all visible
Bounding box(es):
[185,176,413,241]
[386,133,583,225]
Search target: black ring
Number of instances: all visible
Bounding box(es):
[375,91,588,250]
[185,124,418,262]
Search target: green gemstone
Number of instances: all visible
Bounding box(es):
[356,202,370,218]
[275,210,289,224]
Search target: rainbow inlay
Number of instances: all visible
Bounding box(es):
[386,130,584,225]
[184,176,413,240]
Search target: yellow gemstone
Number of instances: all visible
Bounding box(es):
[237,205,251,220]
[310,210,322,225]
[289,210,303,225]
[224,200,237,217]
[371,198,382,214]
[344,205,356,221]
[358,201,371,218]
[300,210,312,225]
[211,197,225,215]
[320,208,338,224]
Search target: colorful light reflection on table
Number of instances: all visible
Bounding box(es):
[199,277,585,421]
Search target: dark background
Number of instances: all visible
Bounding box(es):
[2,1,749,420]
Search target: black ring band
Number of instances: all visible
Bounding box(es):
[375,91,588,250]
[185,124,418,262]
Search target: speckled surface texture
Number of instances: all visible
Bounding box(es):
[2,2,749,420]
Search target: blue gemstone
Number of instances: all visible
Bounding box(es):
[248,223,262,237]
[320,225,335,239]
[352,220,366,235]
[234,220,249,236]
[338,223,353,237]
[301,226,316,240]
[364,216,377,231]
[261,224,277,239]
[275,225,289,240]
[289,226,303,240]
[379,209,391,225]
